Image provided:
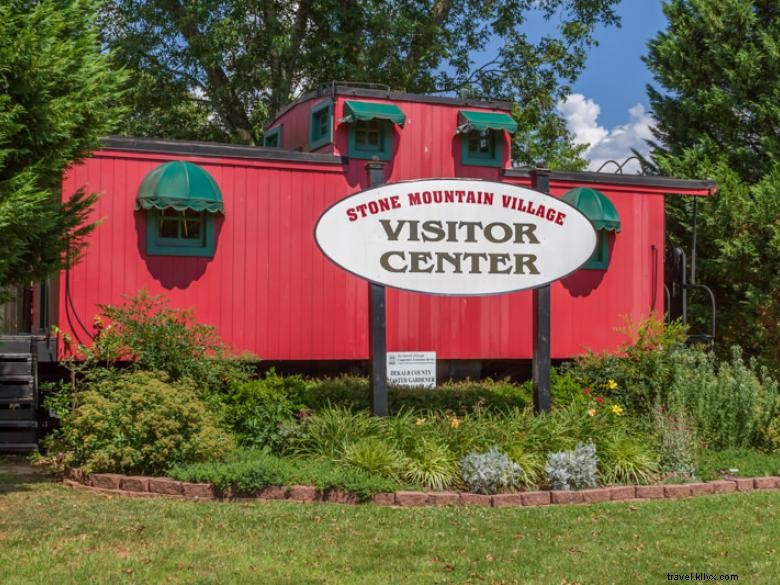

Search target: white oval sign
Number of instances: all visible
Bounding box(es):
[315,179,597,296]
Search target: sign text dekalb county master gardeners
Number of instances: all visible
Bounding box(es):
[315,179,597,296]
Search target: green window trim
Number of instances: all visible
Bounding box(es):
[146,209,216,257]
[309,100,333,150]
[461,129,503,167]
[263,125,282,148]
[582,230,611,270]
[347,119,394,161]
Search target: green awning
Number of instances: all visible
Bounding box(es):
[135,161,224,213]
[562,187,621,232]
[457,110,518,134]
[341,100,406,126]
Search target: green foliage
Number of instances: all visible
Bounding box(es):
[100,0,620,167]
[565,316,689,415]
[646,0,780,370]
[303,375,530,414]
[0,0,125,288]
[661,346,778,450]
[653,406,699,479]
[401,437,459,491]
[292,406,379,459]
[342,438,407,479]
[169,450,401,501]
[459,447,523,495]
[598,430,658,486]
[56,290,252,395]
[696,448,780,482]
[221,370,306,452]
[54,371,234,475]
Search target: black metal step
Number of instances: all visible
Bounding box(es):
[0,375,34,383]
[0,361,33,376]
[0,383,34,402]
[0,420,37,429]
[0,429,37,442]
[0,443,38,453]
[0,353,32,360]
[0,405,35,420]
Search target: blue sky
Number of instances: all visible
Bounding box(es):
[489,1,669,171]
[572,1,666,129]
[557,1,668,171]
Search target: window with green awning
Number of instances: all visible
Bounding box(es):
[341,100,406,126]
[136,161,223,257]
[562,187,621,270]
[341,101,406,161]
[456,110,518,134]
[457,110,516,167]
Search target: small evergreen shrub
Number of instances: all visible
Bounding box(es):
[221,370,306,452]
[59,371,234,475]
[302,375,530,414]
[545,441,599,490]
[460,447,523,494]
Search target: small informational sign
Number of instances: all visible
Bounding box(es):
[387,352,436,388]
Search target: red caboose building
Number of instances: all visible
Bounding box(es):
[33,86,713,374]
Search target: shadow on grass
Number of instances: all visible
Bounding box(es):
[0,455,57,495]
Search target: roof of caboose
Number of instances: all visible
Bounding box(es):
[99,136,716,197]
[263,83,513,131]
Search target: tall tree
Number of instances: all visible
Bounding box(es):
[645,0,780,369]
[0,0,125,291]
[101,0,621,168]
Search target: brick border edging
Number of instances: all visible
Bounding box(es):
[62,469,780,508]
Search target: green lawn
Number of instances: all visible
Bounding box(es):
[1,457,778,584]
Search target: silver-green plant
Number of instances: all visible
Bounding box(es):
[545,441,599,490]
[459,447,523,494]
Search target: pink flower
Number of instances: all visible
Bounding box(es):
[584,388,591,396]
[596,396,604,404]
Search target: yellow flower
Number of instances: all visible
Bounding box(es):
[415,417,426,426]
[449,416,460,429]
[606,379,618,391]
[611,404,624,416]
[587,408,596,417]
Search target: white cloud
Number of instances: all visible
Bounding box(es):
[558,94,655,173]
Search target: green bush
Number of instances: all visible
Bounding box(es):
[661,346,778,450]
[564,316,689,415]
[301,375,530,414]
[57,371,234,475]
[169,450,401,501]
[221,370,306,452]
[57,290,252,395]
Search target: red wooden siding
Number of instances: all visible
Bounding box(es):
[58,91,707,362]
